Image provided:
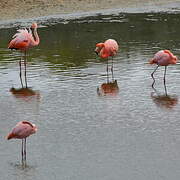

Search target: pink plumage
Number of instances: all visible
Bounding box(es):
[7,121,37,140]
[149,50,177,66]
[150,50,178,87]
[95,39,119,59]
[8,23,40,51]
[95,39,119,82]
[7,121,37,163]
[8,23,40,88]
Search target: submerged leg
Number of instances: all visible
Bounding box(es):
[151,65,159,88]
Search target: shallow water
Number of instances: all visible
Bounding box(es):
[1,13,180,180]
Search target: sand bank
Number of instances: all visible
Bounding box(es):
[0,0,180,28]
[0,0,180,23]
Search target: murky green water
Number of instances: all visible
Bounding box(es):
[1,13,180,180]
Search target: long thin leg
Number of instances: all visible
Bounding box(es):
[21,139,24,164]
[107,58,109,83]
[24,51,28,88]
[24,138,26,162]
[164,82,168,96]
[111,56,114,81]
[164,66,167,86]
[19,56,23,88]
[164,66,167,96]
[151,65,159,88]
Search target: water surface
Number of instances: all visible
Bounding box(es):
[1,13,180,180]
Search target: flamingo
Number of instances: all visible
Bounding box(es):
[95,39,119,82]
[149,50,177,87]
[8,23,40,87]
[7,121,37,164]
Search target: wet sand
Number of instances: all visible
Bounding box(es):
[1,0,180,22]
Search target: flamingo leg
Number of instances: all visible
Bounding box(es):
[164,66,168,96]
[111,56,114,81]
[151,65,159,88]
[24,51,28,88]
[24,138,26,162]
[107,58,109,83]
[164,66,167,85]
[19,56,23,88]
[21,139,24,163]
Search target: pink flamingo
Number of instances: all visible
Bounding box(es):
[149,50,177,87]
[8,23,40,87]
[7,121,37,163]
[95,39,119,82]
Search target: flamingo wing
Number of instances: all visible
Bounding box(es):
[8,29,33,50]
[7,121,36,139]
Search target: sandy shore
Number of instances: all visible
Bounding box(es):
[1,0,180,22]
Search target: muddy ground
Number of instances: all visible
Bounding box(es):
[1,0,180,21]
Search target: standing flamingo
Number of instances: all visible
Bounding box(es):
[149,50,177,87]
[7,121,37,164]
[8,23,40,87]
[95,39,119,82]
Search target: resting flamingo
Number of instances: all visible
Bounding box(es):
[149,50,177,87]
[95,39,119,82]
[8,23,40,87]
[7,121,37,164]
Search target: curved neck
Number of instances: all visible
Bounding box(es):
[32,28,40,45]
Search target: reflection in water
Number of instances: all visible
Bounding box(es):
[10,87,40,101]
[10,64,40,101]
[9,162,37,177]
[1,13,180,180]
[151,85,178,109]
[97,60,119,96]
[97,79,119,96]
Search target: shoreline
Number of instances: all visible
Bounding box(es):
[0,0,180,28]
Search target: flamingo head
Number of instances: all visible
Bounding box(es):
[95,43,104,55]
[31,22,38,29]
[164,50,178,64]
[173,56,178,64]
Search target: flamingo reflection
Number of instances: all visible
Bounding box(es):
[97,80,119,96]
[151,84,178,109]
[97,46,119,97]
[10,66,40,101]
[10,87,40,102]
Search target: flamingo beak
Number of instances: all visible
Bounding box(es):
[94,50,99,55]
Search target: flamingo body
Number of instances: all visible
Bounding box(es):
[8,23,40,88]
[95,39,118,59]
[95,39,119,82]
[149,50,177,66]
[7,121,37,164]
[8,23,40,51]
[7,121,37,140]
[149,50,178,87]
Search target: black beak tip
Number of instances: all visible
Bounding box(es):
[94,51,98,55]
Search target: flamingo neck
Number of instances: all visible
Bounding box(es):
[164,50,173,58]
[32,28,40,46]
